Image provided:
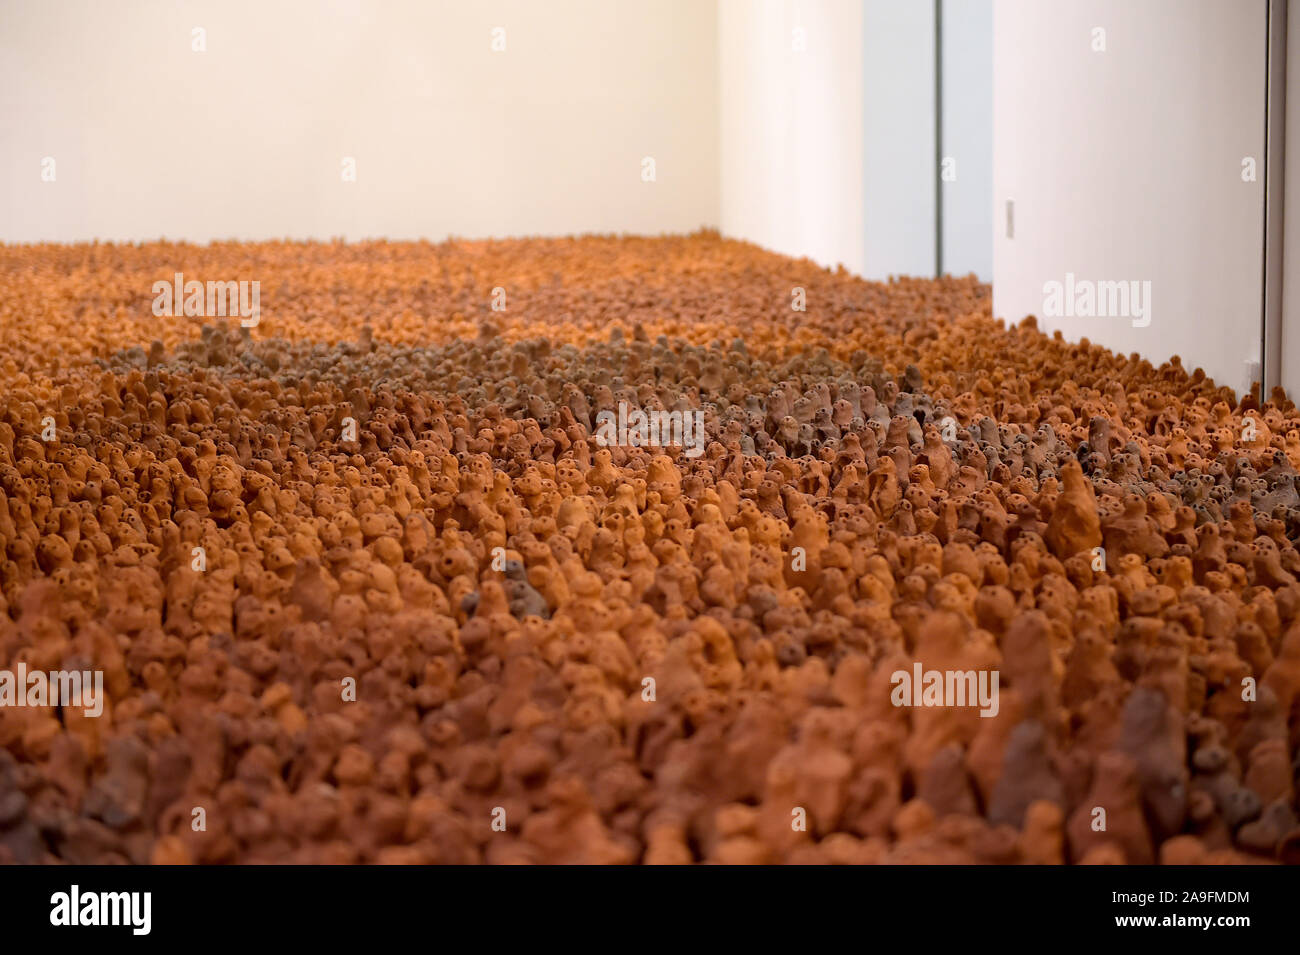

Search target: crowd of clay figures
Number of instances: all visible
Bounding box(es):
[0,232,1296,864]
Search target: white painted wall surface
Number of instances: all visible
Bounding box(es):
[862,0,936,280]
[993,0,1267,396]
[1281,2,1300,395]
[718,0,866,274]
[0,0,719,243]
[940,0,992,281]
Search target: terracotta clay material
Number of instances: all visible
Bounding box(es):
[0,232,1296,864]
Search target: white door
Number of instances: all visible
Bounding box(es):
[993,0,1268,397]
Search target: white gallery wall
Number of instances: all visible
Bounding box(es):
[993,0,1267,396]
[0,0,719,243]
[717,0,867,275]
[940,0,993,280]
[1282,2,1300,395]
[717,0,991,282]
[862,0,935,280]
